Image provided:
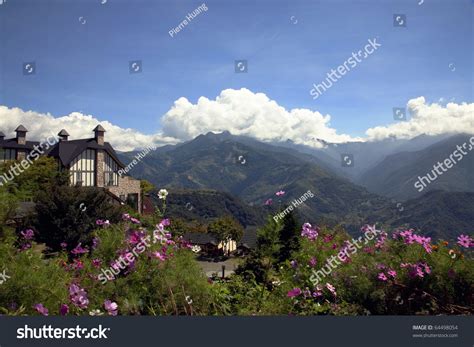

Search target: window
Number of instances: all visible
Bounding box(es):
[0,148,17,163]
[126,194,139,210]
[69,149,96,187]
[104,152,119,186]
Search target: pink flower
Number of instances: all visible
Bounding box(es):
[60,242,67,249]
[387,269,397,278]
[34,304,49,316]
[69,283,89,309]
[301,223,319,241]
[60,304,69,316]
[104,300,118,316]
[309,257,317,267]
[377,272,387,281]
[264,198,273,206]
[153,251,166,261]
[130,217,141,225]
[92,259,102,268]
[122,213,131,221]
[21,229,34,240]
[71,243,88,255]
[287,288,302,298]
[275,190,285,197]
[160,218,171,227]
[457,234,473,248]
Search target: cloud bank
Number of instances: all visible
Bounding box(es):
[0,89,472,151]
[0,106,178,152]
[365,97,474,141]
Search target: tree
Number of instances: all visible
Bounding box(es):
[208,216,244,254]
[34,185,123,252]
[277,210,300,262]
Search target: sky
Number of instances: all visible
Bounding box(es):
[0,0,473,150]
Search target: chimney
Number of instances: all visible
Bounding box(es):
[15,125,28,145]
[93,125,106,146]
[0,131,5,141]
[58,129,70,141]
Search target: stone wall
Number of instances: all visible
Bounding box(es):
[108,175,142,214]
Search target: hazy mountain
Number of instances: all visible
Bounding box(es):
[147,188,267,227]
[358,134,474,200]
[119,132,473,239]
[370,190,474,240]
[272,134,451,181]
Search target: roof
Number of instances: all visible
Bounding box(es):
[58,129,70,136]
[0,138,40,150]
[238,226,258,249]
[183,232,219,246]
[45,138,125,168]
[93,125,106,132]
[15,125,28,132]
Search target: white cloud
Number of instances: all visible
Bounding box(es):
[365,97,474,141]
[1,91,472,151]
[161,88,360,147]
[0,106,178,152]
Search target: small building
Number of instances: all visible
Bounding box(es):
[0,125,142,213]
[183,232,237,256]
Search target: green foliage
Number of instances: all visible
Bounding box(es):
[277,211,300,262]
[34,185,123,251]
[208,215,244,244]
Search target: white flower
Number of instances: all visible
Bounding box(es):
[89,309,104,316]
[158,189,169,200]
[191,245,201,253]
[185,295,193,305]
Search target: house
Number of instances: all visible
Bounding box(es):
[183,232,237,256]
[0,125,142,213]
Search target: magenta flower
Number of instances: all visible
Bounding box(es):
[309,257,317,267]
[153,251,166,261]
[122,213,131,221]
[130,217,141,225]
[104,300,118,316]
[377,272,387,281]
[264,198,273,206]
[301,223,319,241]
[21,229,34,240]
[457,234,473,248]
[60,304,69,316]
[387,269,397,278]
[69,283,89,309]
[92,259,102,268]
[71,243,88,255]
[34,303,49,316]
[275,190,285,197]
[160,218,171,227]
[287,288,302,298]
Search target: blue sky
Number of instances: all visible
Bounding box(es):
[0,0,472,138]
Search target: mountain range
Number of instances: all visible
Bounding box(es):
[118,132,473,240]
